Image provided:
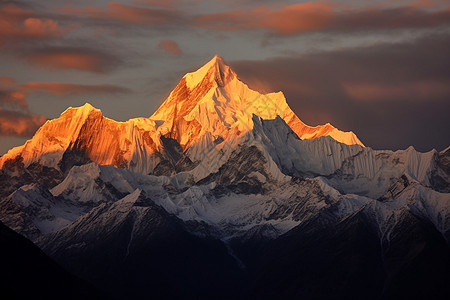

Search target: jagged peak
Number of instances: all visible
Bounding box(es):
[59,102,102,120]
[210,54,225,65]
[202,54,227,72]
[183,54,235,89]
[60,102,94,112]
[79,102,95,110]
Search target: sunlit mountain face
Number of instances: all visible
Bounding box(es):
[0,55,362,174]
[0,56,449,300]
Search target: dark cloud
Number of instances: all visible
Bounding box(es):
[230,33,450,152]
[158,39,182,55]
[194,1,450,35]
[23,46,123,73]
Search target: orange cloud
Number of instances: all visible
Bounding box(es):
[194,2,336,33]
[0,4,74,45]
[22,18,63,37]
[25,48,121,73]
[0,110,46,136]
[259,2,333,34]
[19,82,130,95]
[194,1,450,34]
[158,39,182,55]
[58,2,178,25]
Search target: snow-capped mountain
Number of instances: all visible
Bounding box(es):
[0,55,449,299]
[0,55,362,175]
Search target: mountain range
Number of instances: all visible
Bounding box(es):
[0,55,449,299]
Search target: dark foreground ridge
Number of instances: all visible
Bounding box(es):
[0,221,109,300]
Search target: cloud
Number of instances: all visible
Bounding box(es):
[0,77,26,110]
[0,75,46,137]
[158,39,182,55]
[24,47,122,73]
[0,3,75,46]
[0,109,46,136]
[195,1,333,34]
[58,2,180,26]
[18,82,130,95]
[194,1,450,35]
[0,90,27,110]
[230,33,450,151]
[21,17,63,35]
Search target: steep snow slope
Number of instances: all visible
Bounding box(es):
[248,115,440,198]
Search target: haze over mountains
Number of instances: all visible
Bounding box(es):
[0,56,449,300]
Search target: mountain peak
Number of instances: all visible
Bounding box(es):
[183,54,235,89]
[79,102,96,111]
[0,55,365,173]
[61,102,100,117]
[211,53,225,64]
[72,102,99,113]
[203,54,226,71]
[151,55,364,150]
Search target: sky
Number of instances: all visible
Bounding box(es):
[1,0,449,155]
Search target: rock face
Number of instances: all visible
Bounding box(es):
[0,55,449,299]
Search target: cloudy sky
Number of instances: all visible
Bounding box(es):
[1,0,449,155]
